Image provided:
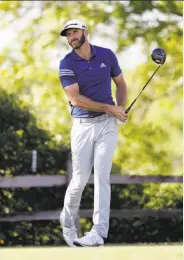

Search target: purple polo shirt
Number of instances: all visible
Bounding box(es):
[59,44,122,118]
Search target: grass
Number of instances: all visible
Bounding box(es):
[0,244,183,260]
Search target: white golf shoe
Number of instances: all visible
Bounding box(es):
[73,230,104,247]
[62,226,78,247]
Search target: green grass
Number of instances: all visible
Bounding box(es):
[0,245,183,260]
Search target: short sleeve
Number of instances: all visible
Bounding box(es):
[59,59,78,88]
[109,50,122,78]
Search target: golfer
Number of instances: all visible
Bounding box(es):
[59,19,128,247]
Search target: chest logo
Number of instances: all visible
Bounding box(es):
[100,63,106,68]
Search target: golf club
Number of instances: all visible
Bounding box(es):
[125,48,166,114]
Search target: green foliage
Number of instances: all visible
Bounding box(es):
[0,184,182,246]
[0,187,66,216]
[0,0,182,175]
[107,217,182,244]
[0,90,69,245]
[0,1,182,246]
[81,184,183,210]
[0,217,182,246]
[0,89,69,176]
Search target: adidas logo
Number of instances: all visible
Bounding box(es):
[100,63,106,68]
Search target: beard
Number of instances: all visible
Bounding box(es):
[69,33,86,49]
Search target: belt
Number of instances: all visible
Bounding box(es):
[74,114,112,123]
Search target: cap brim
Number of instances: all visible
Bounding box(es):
[60,26,87,37]
[60,29,67,37]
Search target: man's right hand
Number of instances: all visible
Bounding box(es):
[108,105,128,122]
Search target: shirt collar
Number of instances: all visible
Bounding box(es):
[71,44,96,61]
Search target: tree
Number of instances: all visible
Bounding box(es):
[2,0,181,175]
[0,89,69,246]
[0,89,69,176]
[0,1,182,246]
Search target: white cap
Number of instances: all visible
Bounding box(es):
[60,19,87,37]
[60,19,87,36]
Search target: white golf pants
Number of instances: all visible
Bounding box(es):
[60,114,118,238]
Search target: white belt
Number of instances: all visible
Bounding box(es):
[73,114,112,123]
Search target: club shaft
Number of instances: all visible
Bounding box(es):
[125,65,161,114]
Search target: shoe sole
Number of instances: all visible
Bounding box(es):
[64,240,76,247]
[67,243,77,247]
[73,241,104,247]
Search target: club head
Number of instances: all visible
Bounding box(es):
[151,48,166,65]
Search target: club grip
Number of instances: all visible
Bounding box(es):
[125,107,130,114]
[125,99,136,114]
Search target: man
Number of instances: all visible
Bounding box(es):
[59,19,128,247]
